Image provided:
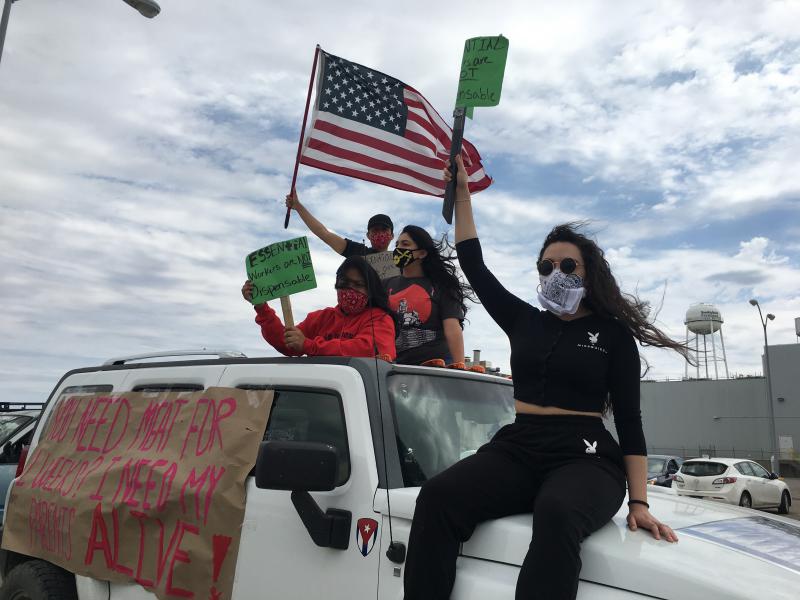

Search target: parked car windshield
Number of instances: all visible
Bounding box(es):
[681,461,728,477]
[0,415,31,445]
[647,458,666,473]
[388,373,515,486]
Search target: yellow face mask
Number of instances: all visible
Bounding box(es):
[392,248,416,269]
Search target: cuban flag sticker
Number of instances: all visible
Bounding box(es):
[356,517,379,557]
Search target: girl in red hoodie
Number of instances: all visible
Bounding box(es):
[241,256,396,360]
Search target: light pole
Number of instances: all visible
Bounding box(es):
[121,0,161,18]
[0,0,18,67]
[0,0,160,67]
[749,298,779,475]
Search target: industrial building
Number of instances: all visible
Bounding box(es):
[622,342,800,475]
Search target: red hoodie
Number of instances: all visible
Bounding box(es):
[254,303,396,360]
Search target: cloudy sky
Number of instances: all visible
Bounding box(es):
[2,0,799,403]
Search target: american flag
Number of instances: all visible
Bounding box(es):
[299,50,492,196]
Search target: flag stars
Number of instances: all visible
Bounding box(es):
[394,124,400,131]
[367,71,374,78]
[346,101,353,108]
[380,119,387,126]
[337,106,344,113]
[333,83,340,90]
[352,110,359,117]
[381,77,388,83]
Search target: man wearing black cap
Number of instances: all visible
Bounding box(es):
[285,190,394,257]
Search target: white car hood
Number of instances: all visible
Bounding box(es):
[379,486,800,599]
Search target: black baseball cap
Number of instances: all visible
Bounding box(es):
[367,214,393,232]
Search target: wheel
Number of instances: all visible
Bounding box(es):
[739,491,752,509]
[778,491,791,514]
[0,560,77,600]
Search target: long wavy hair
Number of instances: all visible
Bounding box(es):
[538,223,693,371]
[336,256,392,315]
[401,225,475,319]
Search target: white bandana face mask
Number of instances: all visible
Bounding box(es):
[537,271,585,316]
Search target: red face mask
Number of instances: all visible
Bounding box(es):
[368,231,393,250]
[337,288,369,315]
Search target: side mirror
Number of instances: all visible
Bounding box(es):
[254,440,351,551]
[255,441,338,491]
[769,472,780,480]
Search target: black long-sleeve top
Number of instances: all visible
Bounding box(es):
[457,237,647,455]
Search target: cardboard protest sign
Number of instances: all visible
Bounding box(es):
[2,387,273,600]
[455,35,510,118]
[246,236,316,305]
[365,251,400,280]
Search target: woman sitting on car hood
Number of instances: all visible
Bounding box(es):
[241,256,396,360]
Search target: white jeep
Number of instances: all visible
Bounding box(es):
[1,351,798,599]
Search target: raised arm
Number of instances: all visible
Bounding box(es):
[445,156,529,334]
[253,303,302,356]
[286,190,347,255]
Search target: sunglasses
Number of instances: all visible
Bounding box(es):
[335,277,368,291]
[537,258,581,276]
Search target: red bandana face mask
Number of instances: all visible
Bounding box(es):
[337,288,369,315]
[369,231,393,250]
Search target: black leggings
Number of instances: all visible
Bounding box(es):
[403,414,627,600]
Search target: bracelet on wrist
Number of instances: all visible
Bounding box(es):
[627,499,649,509]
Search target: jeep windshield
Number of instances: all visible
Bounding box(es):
[388,372,515,486]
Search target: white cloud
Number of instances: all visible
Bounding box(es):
[1,0,799,403]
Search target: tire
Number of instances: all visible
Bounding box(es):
[0,560,77,600]
[739,491,752,509]
[778,491,791,515]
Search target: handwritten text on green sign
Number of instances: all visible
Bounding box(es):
[456,35,509,115]
[246,236,316,304]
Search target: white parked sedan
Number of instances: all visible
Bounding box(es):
[674,457,792,513]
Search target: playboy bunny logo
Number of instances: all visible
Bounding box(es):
[588,332,599,345]
[583,439,597,455]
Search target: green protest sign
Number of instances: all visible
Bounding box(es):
[245,236,316,305]
[455,35,509,118]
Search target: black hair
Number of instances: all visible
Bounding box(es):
[335,256,392,315]
[400,225,475,318]
[538,222,693,367]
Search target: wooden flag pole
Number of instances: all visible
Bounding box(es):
[280,296,295,328]
[442,106,466,224]
[285,44,322,229]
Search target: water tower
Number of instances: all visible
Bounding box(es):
[685,303,729,379]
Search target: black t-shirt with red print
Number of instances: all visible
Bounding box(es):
[384,275,463,365]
